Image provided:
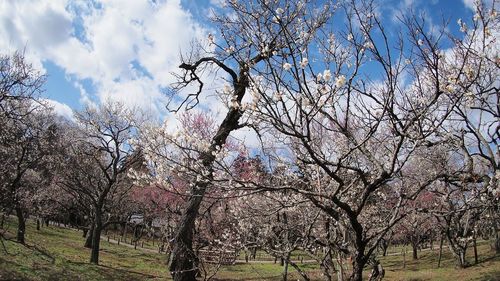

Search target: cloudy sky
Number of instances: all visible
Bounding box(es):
[0,0,480,121]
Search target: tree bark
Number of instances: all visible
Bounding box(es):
[402,246,406,269]
[368,260,385,281]
[473,235,478,265]
[382,243,388,256]
[349,254,366,281]
[169,59,251,281]
[288,258,310,281]
[15,207,26,244]
[495,230,500,254]
[85,223,94,249]
[90,216,102,264]
[282,252,290,281]
[458,250,467,268]
[437,236,444,268]
[169,186,205,281]
[412,243,418,260]
[336,252,344,281]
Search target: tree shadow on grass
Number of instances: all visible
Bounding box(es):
[473,270,500,281]
[66,260,163,280]
[24,244,55,264]
[213,276,282,281]
[0,258,36,281]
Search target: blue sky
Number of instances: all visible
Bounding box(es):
[0,0,484,121]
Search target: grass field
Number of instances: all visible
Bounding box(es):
[1,217,499,281]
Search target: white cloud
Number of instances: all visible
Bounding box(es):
[42,98,74,121]
[0,0,275,147]
[462,0,494,11]
[0,0,72,72]
[0,0,214,117]
[462,0,475,10]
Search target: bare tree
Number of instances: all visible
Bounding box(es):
[143,1,334,279]
[0,50,54,244]
[56,101,141,264]
[239,1,498,279]
[0,50,45,120]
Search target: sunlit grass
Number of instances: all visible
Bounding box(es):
[1,216,499,280]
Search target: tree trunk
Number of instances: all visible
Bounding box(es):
[495,230,500,254]
[349,255,365,281]
[36,218,40,231]
[412,243,418,260]
[85,223,94,249]
[120,222,126,237]
[320,249,334,281]
[15,207,26,244]
[368,260,385,281]
[336,252,344,281]
[90,218,102,264]
[458,250,467,268]
[401,246,406,269]
[473,235,478,265]
[282,252,290,281]
[349,248,366,281]
[288,258,310,281]
[169,59,249,281]
[169,186,206,281]
[437,236,444,268]
[382,244,388,256]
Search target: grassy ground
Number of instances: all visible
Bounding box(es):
[0,217,169,281]
[0,217,499,280]
[380,241,500,281]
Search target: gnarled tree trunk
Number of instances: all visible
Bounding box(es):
[15,207,26,244]
[84,222,94,249]
[90,214,102,264]
[169,185,206,281]
[169,61,251,281]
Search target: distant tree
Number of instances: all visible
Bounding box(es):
[0,50,55,244]
[0,50,45,119]
[56,101,141,264]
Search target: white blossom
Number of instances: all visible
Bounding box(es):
[226,45,235,54]
[323,69,332,81]
[222,84,232,95]
[335,75,346,88]
[316,73,323,82]
[283,62,292,71]
[207,33,214,45]
[300,57,308,68]
[273,91,283,101]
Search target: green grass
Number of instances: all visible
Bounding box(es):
[1,217,499,281]
[0,217,169,280]
[379,241,500,281]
